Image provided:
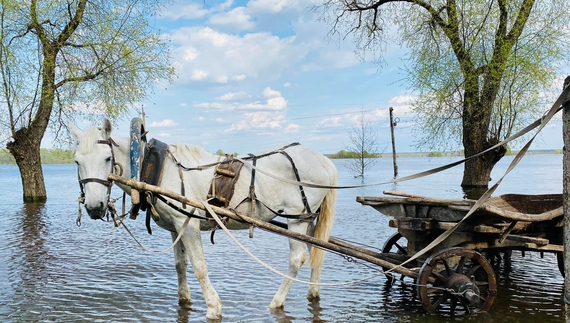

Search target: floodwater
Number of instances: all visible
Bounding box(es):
[0,154,564,322]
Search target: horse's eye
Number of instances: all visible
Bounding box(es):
[105,157,112,163]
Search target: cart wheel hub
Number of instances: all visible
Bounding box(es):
[447,274,480,306]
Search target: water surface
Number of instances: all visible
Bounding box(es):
[0,154,564,322]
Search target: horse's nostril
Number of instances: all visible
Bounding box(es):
[99,201,104,208]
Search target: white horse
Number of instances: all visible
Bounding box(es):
[70,119,338,319]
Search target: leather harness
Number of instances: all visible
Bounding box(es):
[136,140,318,234]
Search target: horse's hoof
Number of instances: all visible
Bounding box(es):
[307,293,320,302]
[178,298,192,309]
[268,300,285,310]
[205,310,222,320]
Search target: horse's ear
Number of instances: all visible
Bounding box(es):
[101,118,112,139]
[68,121,83,141]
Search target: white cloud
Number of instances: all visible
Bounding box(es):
[195,87,287,111]
[160,2,210,20]
[263,87,281,98]
[389,95,415,114]
[149,119,179,127]
[226,111,285,132]
[317,116,343,127]
[209,7,254,31]
[169,26,308,85]
[190,69,209,80]
[216,91,249,101]
[246,0,321,14]
[284,123,300,133]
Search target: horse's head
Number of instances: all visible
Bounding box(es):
[70,119,118,220]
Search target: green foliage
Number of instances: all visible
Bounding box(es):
[214,149,238,157]
[40,148,74,164]
[427,151,443,157]
[0,149,15,164]
[0,148,74,164]
[329,150,378,159]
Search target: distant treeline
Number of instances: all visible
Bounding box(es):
[327,150,379,159]
[327,149,562,159]
[0,148,74,164]
[0,148,562,165]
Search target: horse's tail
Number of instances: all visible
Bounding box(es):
[307,173,337,269]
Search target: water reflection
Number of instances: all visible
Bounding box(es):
[270,307,297,323]
[463,187,489,200]
[307,299,325,323]
[4,202,52,320]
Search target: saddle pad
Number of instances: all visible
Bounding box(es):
[207,156,244,208]
[140,138,169,187]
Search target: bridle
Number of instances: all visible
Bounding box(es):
[76,138,122,225]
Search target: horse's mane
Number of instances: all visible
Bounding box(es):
[169,143,215,165]
[75,127,102,154]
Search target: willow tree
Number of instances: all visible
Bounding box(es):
[0,0,174,201]
[316,0,570,189]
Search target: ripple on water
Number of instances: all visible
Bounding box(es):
[0,161,567,322]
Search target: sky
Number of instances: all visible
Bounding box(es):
[61,0,567,155]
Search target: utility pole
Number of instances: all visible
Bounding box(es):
[389,107,398,177]
[563,75,570,323]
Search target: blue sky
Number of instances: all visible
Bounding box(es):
[63,0,566,155]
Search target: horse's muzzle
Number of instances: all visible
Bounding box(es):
[85,202,106,219]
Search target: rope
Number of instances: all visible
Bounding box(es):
[201,201,383,286]
[118,216,191,255]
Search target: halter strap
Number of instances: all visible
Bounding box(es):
[77,138,120,218]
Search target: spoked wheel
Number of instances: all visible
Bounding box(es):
[382,232,408,286]
[417,247,497,315]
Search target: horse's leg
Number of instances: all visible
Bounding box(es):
[179,220,222,319]
[269,220,310,309]
[171,231,191,307]
[305,222,321,301]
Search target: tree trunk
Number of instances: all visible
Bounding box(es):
[7,128,46,202]
[461,92,506,192]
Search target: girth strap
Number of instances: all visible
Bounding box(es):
[278,149,312,214]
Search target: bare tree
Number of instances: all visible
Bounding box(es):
[345,110,382,177]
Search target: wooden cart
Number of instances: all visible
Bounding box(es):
[357,191,564,315]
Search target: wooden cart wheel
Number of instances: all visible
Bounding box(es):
[416,247,497,315]
[381,232,408,286]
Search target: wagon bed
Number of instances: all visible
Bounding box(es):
[357,191,564,255]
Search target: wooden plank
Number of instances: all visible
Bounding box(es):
[392,217,508,234]
[505,234,549,246]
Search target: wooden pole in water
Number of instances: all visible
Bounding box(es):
[563,75,570,323]
[389,107,398,177]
